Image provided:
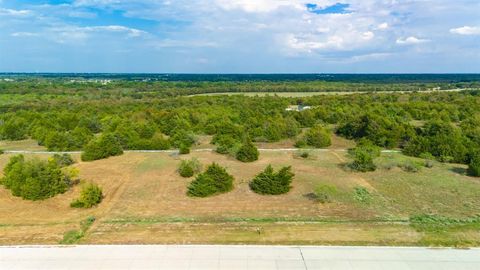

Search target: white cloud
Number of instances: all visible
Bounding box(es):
[286,30,376,53]
[48,25,147,43]
[377,23,389,30]
[450,26,480,36]
[215,0,303,13]
[396,36,429,45]
[0,8,31,17]
[11,32,39,37]
[73,0,123,7]
[87,25,146,37]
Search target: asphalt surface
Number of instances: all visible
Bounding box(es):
[1,245,479,270]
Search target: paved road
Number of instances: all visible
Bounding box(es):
[1,245,479,270]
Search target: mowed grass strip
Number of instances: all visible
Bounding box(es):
[86,222,421,246]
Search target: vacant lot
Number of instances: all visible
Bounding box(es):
[1,146,479,246]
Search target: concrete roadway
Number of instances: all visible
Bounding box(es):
[1,245,479,270]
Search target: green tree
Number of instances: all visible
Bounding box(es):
[349,141,380,172]
[178,158,202,178]
[236,140,259,162]
[468,153,480,177]
[187,163,234,197]
[303,125,332,148]
[249,165,294,195]
[70,183,103,208]
[1,155,70,201]
[0,118,28,140]
[81,133,123,161]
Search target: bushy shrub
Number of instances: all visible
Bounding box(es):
[70,183,103,208]
[51,153,75,167]
[314,184,338,203]
[249,165,294,195]
[294,139,307,148]
[1,155,70,201]
[179,144,190,155]
[187,163,234,197]
[178,158,202,178]
[420,152,435,168]
[348,140,381,172]
[294,151,311,159]
[170,130,196,148]
[236,140,259,162]
[398,160,422,173]
[213,135,239,154]
[81,133,123,161]
[468,153,480,177]
[304,125,332,148]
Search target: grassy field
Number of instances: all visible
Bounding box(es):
[1,142,480,246]
[188,89,478,98]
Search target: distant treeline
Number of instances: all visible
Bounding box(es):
[0,80,479,107]
[2,73,480,83]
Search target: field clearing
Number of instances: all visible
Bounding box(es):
[188,89,477,97]
[1,149,480,245]
[0,139,46,151]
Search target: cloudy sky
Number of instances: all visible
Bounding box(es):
[0,0,479,73]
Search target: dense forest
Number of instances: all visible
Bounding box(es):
[0,77,479,166]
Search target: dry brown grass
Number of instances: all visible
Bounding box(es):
[87,222,420,246]
[1,148,480,245]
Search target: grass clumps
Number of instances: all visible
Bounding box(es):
[81,133,123,161]
[0,155,71,201]
[314,184,338,203]
[398,160,422,173]
[354,186,372,203]
[178,158,202,178]
[236,140,259,162]
[70,183,103,208]
[249,165,294,195]
[60,216,96,244]
[410,214,480,232]
[187,163,234,197]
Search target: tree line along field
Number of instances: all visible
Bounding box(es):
[0,78,480,246]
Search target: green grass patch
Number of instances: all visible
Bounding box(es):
[60,216,96,245]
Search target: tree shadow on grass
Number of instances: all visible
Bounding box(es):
[450,167,468,176]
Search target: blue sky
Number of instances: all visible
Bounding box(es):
[0,0,479,73]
